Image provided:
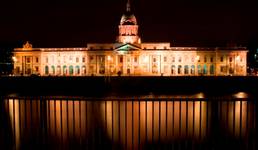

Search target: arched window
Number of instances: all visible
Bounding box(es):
[51,66,55,75]
[82,66,86,75]
[198,65,202,75]
[57,66,61,75]
[178,65,182,74]
[76,66,80,75]
[210,64,215,75]
[171,65,176,75]
[69,66,74,75]
[191,65,195,75]
[45,66,49,75]
[203,64,207,75]
[63,66,67,75]
[184,65,189,74]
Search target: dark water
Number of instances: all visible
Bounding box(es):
[0,95,257,150]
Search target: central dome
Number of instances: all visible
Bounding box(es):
[120,12,137,25]
[120,0,137,25]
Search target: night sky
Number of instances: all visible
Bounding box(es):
[0,0,258,48]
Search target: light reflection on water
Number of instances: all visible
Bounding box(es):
[2,98,257,150]
[101,101,208,150]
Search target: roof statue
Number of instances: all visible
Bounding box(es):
[23,41,33,49]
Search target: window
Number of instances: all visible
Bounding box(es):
[229,57,233,62]
[89,56,94,63]
[120,56,123,63]
[76,57,79,63]
[204,56,207,63]
[82,57,85,63]
[35,57,39,63]
[35,66,39,72]
[171,65,176,74]
[69,66,74,75]
[184,65,189,74]
[210,57,213,62]
[51,66,55,75]
[164,56,167,62]
[210,65,215,74]
[178,57,182,62]
[76,66,80,75]
[178,65,182,74]
[203,64,207,75]
[172,57,175,62]
[134,56,138,63]
[46,57,48,63]
[153,58,156,63]
[220,56,223,62]
[69,56,73,62]
[26,57,31,63]
[198,65,202,74]
[220,66,223,72]
[45,66,49,75]
[100,56,104,63]
[191,57,195,62]
[191,65,195,74]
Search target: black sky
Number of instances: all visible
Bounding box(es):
[0,0,258,48]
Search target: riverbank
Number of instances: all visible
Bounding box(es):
[0,76,258,97]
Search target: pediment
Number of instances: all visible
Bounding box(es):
[114,43,141,51]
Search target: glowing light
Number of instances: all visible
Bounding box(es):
[107,55,111,61]
[233,92,248,98]
[236,55,240,61]
[12,56,17,62]
[195,55,200,61]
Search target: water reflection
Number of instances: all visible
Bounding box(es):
[219,101,256,138]
[2,98,257,150]
[101,101,209,149]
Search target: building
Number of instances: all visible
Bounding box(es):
[13,0,247,76]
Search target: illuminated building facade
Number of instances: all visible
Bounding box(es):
[13,0,247,76]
